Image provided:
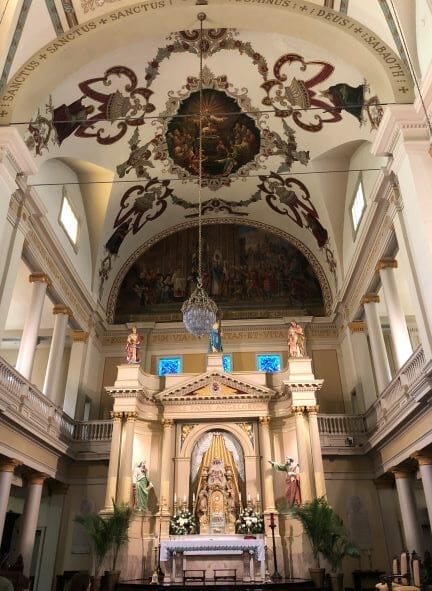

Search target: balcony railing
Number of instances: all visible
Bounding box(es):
[0,344,430,454]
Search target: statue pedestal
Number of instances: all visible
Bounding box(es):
[207,353,224,372]
[283,357,323,407]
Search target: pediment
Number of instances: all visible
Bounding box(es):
[157,371,275,403]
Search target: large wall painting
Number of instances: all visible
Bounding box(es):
[113,224,325,323]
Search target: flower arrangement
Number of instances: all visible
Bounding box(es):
[169,508,197,535]
[236,506,264,534]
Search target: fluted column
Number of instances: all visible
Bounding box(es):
[307,406,326,498]
[16,472,48,577]
[414,452,432,532]
[258,416,276,511]
[377,259,413,368]
[15,274,50,379]
[362,294,392,392]
[293,406,313,501]
[0,458,20,543]
[159,419,174,515]
[118,412,136,504]
[63,331,88,418]
[393,468,424,553]
[42,305,72,406]
[104,412,123,509]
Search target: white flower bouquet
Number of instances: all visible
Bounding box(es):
[236,506,264,534]
[169,508,197,535]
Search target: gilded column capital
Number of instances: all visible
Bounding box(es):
[348,321,366,333]
[53,304,73,318]
[292,406,305,416]
[361,293,380,306]
[162,418,173,429]
[0,458,21,473]
[110,411,123,421]
[391,467,413,479]
[71,331,89,343]
[259,416,270,428]
[306,405,319,416]
[25,472,49,486]
[376,259,398,273]
[412,451,432,466]
[125,412,137,421]
[29,273,51,287]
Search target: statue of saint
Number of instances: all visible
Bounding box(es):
[269,456,301,506]
[126,326,142,364]
[287,320,306,358]
[208,318,223,353]
[134,460,153,510]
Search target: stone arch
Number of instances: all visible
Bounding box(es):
[106,216,333,321]
[180,422,255,460]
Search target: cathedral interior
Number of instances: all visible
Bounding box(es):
[0,0,432,589]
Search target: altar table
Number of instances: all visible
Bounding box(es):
[160,535,265,582]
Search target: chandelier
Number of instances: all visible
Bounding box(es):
[182,12,218,337]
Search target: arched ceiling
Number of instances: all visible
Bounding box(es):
[0,0,415,323]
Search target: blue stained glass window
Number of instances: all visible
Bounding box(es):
[222,354,231,373]
[257,354,281,373]
[158,357,182,376]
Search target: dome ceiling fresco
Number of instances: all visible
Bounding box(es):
[4,2,410,323]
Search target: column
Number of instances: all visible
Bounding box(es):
[414,452,432,532]
[293,407,313,501]
[377,259,413,368]
[15,274,50,379]
[63,331,88,418]
[373,105,432,356]
[42,305,72,406]
[0,191,28,339]
[362,294,392,392]
[393,469,424,553]
[118,412,136,504]
[16,472,47,577]
[307,407,326,498]
[104,412,123,510]
[258,416,276,511]
[159,419,174,515]
[347,322,377,409]
[0,458,20,543]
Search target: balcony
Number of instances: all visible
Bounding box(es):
[1,344,431,461]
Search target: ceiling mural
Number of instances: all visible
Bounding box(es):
[22,26,384,317]
[111,224,325,323]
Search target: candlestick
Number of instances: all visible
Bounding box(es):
[256,493,260,502]
[193,492,196,503]
[174,493,177,503]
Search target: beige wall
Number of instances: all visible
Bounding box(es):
[312,349,344,412]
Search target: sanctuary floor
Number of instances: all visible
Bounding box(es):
[117,579,315,590]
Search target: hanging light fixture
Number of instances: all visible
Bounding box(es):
[182,12,218,337]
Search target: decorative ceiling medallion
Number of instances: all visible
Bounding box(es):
[166,88,260,178]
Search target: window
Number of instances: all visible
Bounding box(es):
[257,354,281,373]
[59,186,79,247]
[222,354,232,373]
[158,357,182,376]
[351,180,365,232]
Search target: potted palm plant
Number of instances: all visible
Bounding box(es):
[289,497,336,588]
[74,511,111,591]
[106,501,134,591]
[321,512,360,591]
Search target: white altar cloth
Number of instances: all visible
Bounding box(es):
[160,535,265,582]
[161,535,265,561]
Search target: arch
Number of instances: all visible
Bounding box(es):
[0,0,412,125]
[106,216,333,321]
[180,422,255,460]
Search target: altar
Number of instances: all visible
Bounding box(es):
[160,535,266,583]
